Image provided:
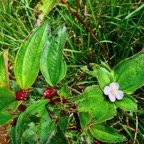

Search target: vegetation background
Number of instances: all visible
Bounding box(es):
[0,0,144,143]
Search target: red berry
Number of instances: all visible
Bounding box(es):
[44,88,59,99]
[44,88,53,98]
[15,89,28,101]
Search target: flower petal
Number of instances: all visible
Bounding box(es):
[104,86,111,95]
[108,93,116,102]
[115,90,124,100]
[109,82,119,90]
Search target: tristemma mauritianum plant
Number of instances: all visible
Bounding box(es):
[0,21,144,144]
[0,1,144,143]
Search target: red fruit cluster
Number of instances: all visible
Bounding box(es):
[15,89,29,101]
[44,87,68,105]
[44,88,58,99]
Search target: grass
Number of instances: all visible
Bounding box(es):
[0,0,144,143]
[0,0,34,61]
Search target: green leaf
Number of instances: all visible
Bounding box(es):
[22,122,38,143]
[90,101,116,124]
[77,85,116,123]
[138,110,144,114]
[22,121,56,144]
[112,51,144,94]
[81,63,98,77]
[115,95,138,112]
[79,112,92,132]
[89,124,127,143]
[81,63,113,90]
[40,25,67,86]
[48,126,69,144]
[0,86,22,125]
[97,66,113,90]
[58,116,68,133]
[37,113,56,144]
[100,60,112,72]
[11,126,19,144]
[14,23,50,89]
[0,50,10,88]
[58,86,70,98]
[15,99,57,144]
[35,0,59,25]
[0,87,15,108]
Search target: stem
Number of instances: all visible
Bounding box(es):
[61,0,112,67]
[72,104,82,132]
[59,82,82,95]
[76,0,81,13]
[132,114,138,144]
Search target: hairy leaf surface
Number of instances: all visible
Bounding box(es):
[90,124,127,143]
[97,66,113,90]
[77,85,116,123]
[115,95,138,111]
[112,51,144,94]
[79,112,92,132]
[81,63,113,90]
[14,23,50,89]
[40,25,67,86]
[15,99,56,144]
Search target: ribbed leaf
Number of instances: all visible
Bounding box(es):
[0,50,9,88]
[40,25,67,86]
[90,100,116,124]
[115,95,138,112]
[81,63,114,90]
[97,66,114,90]
[112,51,144,94]
[79,112,92,132]
[14,23,50,89]
[0,86,15,111]
[15,99,57,144]
[37,113,56,144]
[35,0,59,25]
[77,85,116,123]
[0,86,22,125]
[90,124,127,143]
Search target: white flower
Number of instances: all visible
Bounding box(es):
[103,82,124,102]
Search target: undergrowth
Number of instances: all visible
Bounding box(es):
[0,0,144,143]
